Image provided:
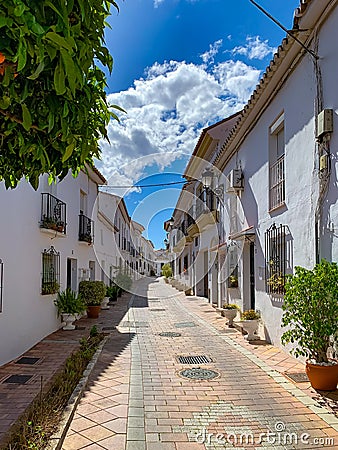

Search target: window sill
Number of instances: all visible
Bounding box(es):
[40,228,67,238]
[268,202,286,214]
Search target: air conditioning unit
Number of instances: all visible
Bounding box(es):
[227,169,243,192]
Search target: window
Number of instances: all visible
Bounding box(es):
[265,223,286,294]
[89,261,95,281]
[80,190,87,215]
[227,245,238,288]
[269,114,285,210]
[41,246,60,295]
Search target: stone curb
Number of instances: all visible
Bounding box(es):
[46,336,108,450]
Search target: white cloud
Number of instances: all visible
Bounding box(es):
[232,36,275,60]
[200,39,223,64]
[97,50,263,190]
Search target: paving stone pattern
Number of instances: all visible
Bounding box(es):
[61,278,338,450]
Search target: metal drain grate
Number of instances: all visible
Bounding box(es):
[15,357,40,365]
[177,355,212,364]
[174,322,196,328]
[150,309,166,312]
[119,321,149,328]
[159,332,182,338]
[3,374,33,384]
[179,367,220,380]
[102,326,116,331]
[285,372,309,383]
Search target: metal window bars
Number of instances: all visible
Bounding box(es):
[41,246,60,295]
[79,213,93,243]
[265,223,287,294]
[269,155,285,210]
[40,193,67,234]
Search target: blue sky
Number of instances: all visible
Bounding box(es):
[96,0,299,249]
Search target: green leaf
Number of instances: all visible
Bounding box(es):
[21,104,32,131]
[27,61,45,80]
[17,39,27,71]
[54,59,66,95]
[60,49,76,95]
[14,3,26,17]
[44,32,74,52]
[62,141,76,162]
[0,96,10,110]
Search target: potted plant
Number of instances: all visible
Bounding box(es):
[281,260,338,390]
[54,289,86,330]
[241,309,261,341]
[228,275,238,288]
[79,280,106,319]
[106,285,118,303]
[221,303,240,327]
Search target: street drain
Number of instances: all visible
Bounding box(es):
[15,357,40,365]
[177,355,212,364]
[150,309,166,312]
[179,367,220,381]
[3,374,33,384]
[119,321,149,328]
[174,322,196,328]
[159,332,182,338]
[102,326,115,331]
[285,372,309,383]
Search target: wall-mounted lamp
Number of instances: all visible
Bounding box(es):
[201,167,214,189]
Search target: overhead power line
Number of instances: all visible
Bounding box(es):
[100,180,190,189]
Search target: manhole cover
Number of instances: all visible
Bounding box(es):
[159,332,182,338]
[102,326,115,331]
[177,355,212,364]
[150,309,166,312]
[285,372,309,383]
[179,367,220,380]
[3,375,33,384]
[15,357,40,365]
[174,322,196,328]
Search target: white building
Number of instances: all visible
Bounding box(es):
[168,0,338,349]
[0,166,106,366]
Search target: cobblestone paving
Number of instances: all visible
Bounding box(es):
[62,278,338,450]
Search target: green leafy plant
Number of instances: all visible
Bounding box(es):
[228,275,238,288]
[106,284,118,300]
[78,280,106,306]
[241,309,260,320]
[0,0,123,189]
[161,263,172,278]
[281,260,338,364]
[54,288,86,315]
[114,270,132,292]
[41,280,59,295]
[222,303,240,310]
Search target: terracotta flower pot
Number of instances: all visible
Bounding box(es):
[87,305,101,319]
[306,361,338,391]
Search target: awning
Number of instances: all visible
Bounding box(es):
[229,226,255,241]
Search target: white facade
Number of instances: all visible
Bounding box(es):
[0,167,106,366]
[167,0,338,349]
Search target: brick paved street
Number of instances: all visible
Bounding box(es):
[61,278,338,450]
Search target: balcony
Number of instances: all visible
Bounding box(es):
[187,206,199,237]
[79,214,94,243]
[40,193,66,234]
[195,189,218,230]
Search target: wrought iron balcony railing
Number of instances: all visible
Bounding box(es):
[79,214,94,243]
[40,193,66,234]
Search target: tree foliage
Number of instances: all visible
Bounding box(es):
[0,0,122,189]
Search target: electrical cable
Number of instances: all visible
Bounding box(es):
[99,180,192,189]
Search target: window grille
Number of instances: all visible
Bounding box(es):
[41,246,60,295]
[40,193,66,234]
[0,259,3,312]
[265,224,286,294]
[269,156,285,210]
[79,213,93,243]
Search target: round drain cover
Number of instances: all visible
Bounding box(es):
[159,332,182,337]
[179,367,220,380]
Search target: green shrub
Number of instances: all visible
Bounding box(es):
[54,289,86,315]
[281,259,338,363]
[161,263,172,278]
[78,281,106,306]
[241,309,260,320]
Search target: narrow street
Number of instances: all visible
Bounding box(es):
[62,278,338,450]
